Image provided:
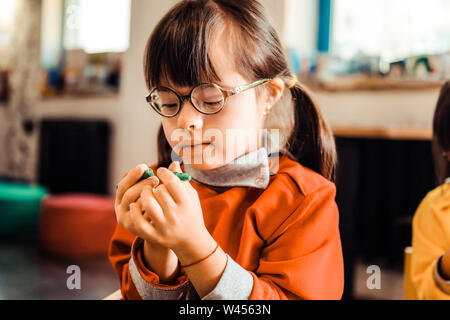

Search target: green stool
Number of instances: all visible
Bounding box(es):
[0,182,48,237]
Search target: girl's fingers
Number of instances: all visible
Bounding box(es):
[149,175,160,187]
[121,179,155,212]
[135,198,150,220]
[152,183,178,212]
[168,161,180,172]
[116,164,149,206]
[129,202,160,244]
[140,187,166,227]
[156,166,188,203]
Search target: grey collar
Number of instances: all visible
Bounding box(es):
[177,131,282,192]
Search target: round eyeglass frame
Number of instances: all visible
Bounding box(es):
[145,78,272,118]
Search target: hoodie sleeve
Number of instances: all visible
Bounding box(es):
[411,192,450,299]
[108,224,193,300]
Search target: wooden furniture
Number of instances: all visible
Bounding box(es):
[332,126,432,141]
[404,246,416,300]
[103,289,122,300]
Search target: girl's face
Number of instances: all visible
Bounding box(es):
[161,32,269,171]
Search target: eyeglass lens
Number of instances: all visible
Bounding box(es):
[149,84,225,117]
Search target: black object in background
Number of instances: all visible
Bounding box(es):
[38,119,111,195]
[335,137,435,299]
[0,71,9,104]
[335,138,361,300]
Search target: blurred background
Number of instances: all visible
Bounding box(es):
[0,0,449,300]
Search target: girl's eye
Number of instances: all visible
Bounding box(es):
[204,101,221,106]
[162,104,178,108]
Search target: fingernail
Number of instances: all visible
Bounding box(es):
[150,176,159,187]
[130,203,135,210]
[137,164,147,172]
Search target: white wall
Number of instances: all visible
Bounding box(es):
[315,89,439,130]
[283,0,318,53]
[259,0,287,41]
[259,0,318,53]
[41,0,63,69]
[113,0,178,194]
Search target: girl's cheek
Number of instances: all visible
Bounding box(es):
[161,121,178,149]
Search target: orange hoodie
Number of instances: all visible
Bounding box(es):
[108,154,344,300]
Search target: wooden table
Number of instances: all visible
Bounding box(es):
[332,126,432,141]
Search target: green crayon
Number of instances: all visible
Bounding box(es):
[116,168,191,189]
[137,168,155,182]
[173,172,191,181]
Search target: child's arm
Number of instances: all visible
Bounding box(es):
[133,196,181,284]
[108,224,192,300]
[171,230,228,298]
[142,238,179,284]
[108,223,143,299]
[412,195,450,299]
[441,248,450,280]
[110,163,192,299]
[434,247,450,295]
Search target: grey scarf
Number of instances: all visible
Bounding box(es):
[174,131,282,192]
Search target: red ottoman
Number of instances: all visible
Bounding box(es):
[38,193,117,258]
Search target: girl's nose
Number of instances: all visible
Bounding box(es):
[176,99,204,131]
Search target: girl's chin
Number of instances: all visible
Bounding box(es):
[179,148,247,171]
[180,153,226,170]
[179,144,228,170]
[186,161,225,171]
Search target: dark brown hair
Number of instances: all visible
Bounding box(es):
[432,80,450,184]
[143,0,336,181]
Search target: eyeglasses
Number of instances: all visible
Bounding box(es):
[145,78,271,118]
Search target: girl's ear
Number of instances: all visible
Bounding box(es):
[264,77,285,106]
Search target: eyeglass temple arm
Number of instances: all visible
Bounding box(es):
[229,79,271,96]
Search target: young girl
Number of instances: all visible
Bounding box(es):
[109,0,344,300]
[411,81,450,299]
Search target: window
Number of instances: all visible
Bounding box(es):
[40,0,131,96]
[331,0,450,64]
[64,0,131,54]
[0,0,15,53]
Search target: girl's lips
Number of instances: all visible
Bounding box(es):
[180,143,214,155]
[185,142,212,148]
[191,143,213,149]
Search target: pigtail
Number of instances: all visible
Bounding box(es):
[286,83,337,182]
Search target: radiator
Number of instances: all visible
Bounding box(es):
[38,119,111,195]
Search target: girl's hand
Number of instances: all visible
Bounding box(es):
[114,163,160,241]
[441,247,450,280]
[139,161,211,257]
